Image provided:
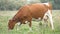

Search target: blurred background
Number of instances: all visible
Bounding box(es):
[0,0,60,11]
[0,0,60,34]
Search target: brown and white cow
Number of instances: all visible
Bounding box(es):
[8,2,54,31]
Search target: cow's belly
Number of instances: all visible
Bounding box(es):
[32,15,44,20]
[30,8,47,19]
[31,11,45,19]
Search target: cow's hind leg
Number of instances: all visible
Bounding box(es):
[47,10,54,30]
[43,12,49,28]
[43,18,48,27]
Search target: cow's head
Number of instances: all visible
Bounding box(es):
[8,19,16,30]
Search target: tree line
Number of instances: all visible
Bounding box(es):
[0,0,60,11]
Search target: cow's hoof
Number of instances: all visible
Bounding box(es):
[28,30,33,32]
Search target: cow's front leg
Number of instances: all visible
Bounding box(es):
[29,21,32,32]
[16,22,21,30]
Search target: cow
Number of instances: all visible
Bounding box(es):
[8,2,54,31]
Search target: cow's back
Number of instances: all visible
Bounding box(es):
[27,3,48,19]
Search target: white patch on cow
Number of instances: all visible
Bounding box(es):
[25,21,28,23]
[16,22,21,25]
[38,17,41,20]
[43,3,49,6]
[44,9,54,30]
[43,14,47,20]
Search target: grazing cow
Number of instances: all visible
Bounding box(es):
[8,2,54,31]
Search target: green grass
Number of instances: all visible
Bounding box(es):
[0,10,60,34]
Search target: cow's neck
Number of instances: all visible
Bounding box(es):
[12,17,19,23]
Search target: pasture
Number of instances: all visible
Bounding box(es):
[0,10,60,34]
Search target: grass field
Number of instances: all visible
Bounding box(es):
[0,10,60,34]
